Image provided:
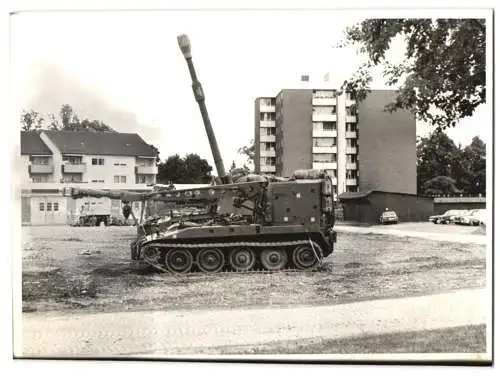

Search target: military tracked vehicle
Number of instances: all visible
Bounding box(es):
[64,34,337,273]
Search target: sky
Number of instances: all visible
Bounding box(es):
[10,9,491,170]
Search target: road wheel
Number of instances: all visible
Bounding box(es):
[229,247,256,272]
[196,248,225,273]
[165,249,193,273]
[292,245,319,270]
[260,249,287,271]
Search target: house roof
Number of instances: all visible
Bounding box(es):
[43,130,157,157]
[20,131,52,155]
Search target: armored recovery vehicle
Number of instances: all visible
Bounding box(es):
[64,34,337,274]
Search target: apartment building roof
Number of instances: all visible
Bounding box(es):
[43,130,157,157]
[20,131,52,155]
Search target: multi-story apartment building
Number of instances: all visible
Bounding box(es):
[20,130,159,225]
[254,89,416,198]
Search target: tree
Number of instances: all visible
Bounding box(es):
[20,110,44,131]
[157,153,213,184]
[461,136,486,195]
[229,160,251,181]
[20,104,116,132]
[59,104,74,129]
[238,140,256,170]
[183,153,213,184]
[338,19,486,128]
[422,176,462,196]
[417,130,460,194]
[417,130,486,196]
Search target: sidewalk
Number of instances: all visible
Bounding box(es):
[19,288,488,358]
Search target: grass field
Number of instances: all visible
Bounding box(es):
[20,225,486,314]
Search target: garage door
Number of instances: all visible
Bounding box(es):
[31,197,67,225]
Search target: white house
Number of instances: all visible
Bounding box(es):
[20,130,159,225]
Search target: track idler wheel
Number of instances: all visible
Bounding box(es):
[229,247,256,272]
[260,249,287,271]
[142,246,161,264]
[292,245,320,270]
[164,249,193,274]
[196,248,225,273]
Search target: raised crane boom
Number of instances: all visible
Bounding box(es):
[177,34,231,184]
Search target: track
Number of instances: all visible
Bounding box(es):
[136,239,328,275]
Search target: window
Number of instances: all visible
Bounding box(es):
[92,158,105,165]
[114,175,127,184]
[313,90,335,98]
[261,157,275,166]
[346,123,357,132]
[260,112,276,121]
[313,153,336,163]
[62,155,82,164]
[347,154,357,163]
[54,203,59,211]
[260,142,275,151]
[314,122,336,132]
[348,139,357,147]
[136,175,147,184]
[313,106,336,115]
[260,98,274,107]
[91,180,104,183]
[266,128,276,136]
[46,202,52,211]
[346,170,357,179]
[114,162,127,166]
[39,202,44,211]
[313,137,336,147]
[346,107,356,116]
[31,156,50,165]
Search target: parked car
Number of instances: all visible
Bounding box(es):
[429,209,469,224]
[454,209,484,226]
[379,209,398,225]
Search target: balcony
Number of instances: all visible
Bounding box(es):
[346,178,358,186]
[312,129,337,138]
[260,120,275,128]
[260,150,276,157]
[29,164,54,174]
[346,115,357,123]
[260,134,276,142]
[346,162,358,170]
[312,146,337,154]
[63,163,87,173]
[346,146,357,154]
[135,165,158,174]
[260,105,275,113]
[345,131,357,138]
[260,165,276,173]
[312,113,337,122]
[312,97,336,106]
[312,162,337,170]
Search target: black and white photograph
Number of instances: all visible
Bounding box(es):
[5,2,493,369]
